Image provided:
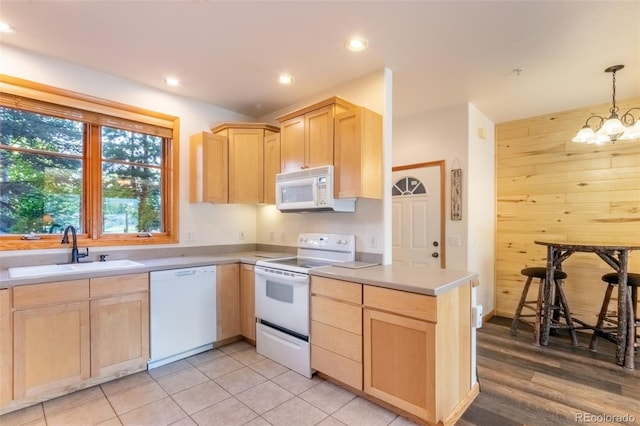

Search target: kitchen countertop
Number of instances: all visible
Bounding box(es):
[312,264,478,296]
[0,252,477,296]
[0,251,289,288]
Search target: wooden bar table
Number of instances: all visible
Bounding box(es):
[534,240,639,369]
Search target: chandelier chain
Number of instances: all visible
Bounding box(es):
[610,69,618,115]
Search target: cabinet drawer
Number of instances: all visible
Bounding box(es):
[311,277,361,304]
[364,286,436,323]
[90,273,149,298]
[311,320,361,362]
[312,344,362,391]
[13,280,89,310]
[311,296,361,335]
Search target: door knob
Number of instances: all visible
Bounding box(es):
[432,252,439,258]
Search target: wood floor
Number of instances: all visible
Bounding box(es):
[458,317,640,426]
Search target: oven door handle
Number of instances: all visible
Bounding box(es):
[255,267,308,284]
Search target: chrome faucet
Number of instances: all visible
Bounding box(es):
[61,225,89,263]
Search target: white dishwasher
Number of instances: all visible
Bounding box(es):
[148,265,216,369]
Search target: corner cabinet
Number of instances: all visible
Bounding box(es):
[276,97,356,173]
[334,107,383,199]
[190,124,279,204]
[212,123,280,204]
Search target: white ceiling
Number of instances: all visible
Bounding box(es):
[1,1,639,123]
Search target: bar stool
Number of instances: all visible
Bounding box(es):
[510,267,569,336]
[589,272,640,352]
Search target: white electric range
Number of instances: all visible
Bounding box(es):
[254,233,355,377]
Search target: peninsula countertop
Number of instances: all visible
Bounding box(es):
[312,264,478,296]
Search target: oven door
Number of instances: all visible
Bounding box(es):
[255,265,310,336]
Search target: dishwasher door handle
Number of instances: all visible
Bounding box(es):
[174,270,197,277]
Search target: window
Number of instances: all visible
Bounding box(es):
[0,75,179,249]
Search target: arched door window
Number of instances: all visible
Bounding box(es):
[392,176,427,196]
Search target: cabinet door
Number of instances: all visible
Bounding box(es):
[305,104,334,169]
[334,107,382,199]
[217,263,240,340]
[13,301,90,399]
[229,128,264,204]
[239,264,256,341]
[280,115,305,172]
[0,288,11,407]
[263,133,281,204]
[363,308,435,421]
[190,132,228,203]
[90,292,149,378]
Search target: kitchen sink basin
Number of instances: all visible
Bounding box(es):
[8,259,144,278]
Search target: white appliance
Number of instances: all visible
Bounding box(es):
[275,165,356,213]
[148,265,216,369]
[255,233,355,378]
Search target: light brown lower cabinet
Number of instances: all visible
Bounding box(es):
[90,274,149,378]
[217,263,241,340]
[3,274,150,414]
[363,284,473,425]
[239,264,256,341]
[12,280,91,400]
[0,288,12,407]
[310,276,474,426]
[310,276,363,390]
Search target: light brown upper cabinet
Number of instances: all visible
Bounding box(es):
[334,107,383,199]
[189,132,228,203]
[276,97,356,173]
[190,123,279,204]
[263,133,281,205]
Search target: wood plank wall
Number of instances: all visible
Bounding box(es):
[495,97,640,325]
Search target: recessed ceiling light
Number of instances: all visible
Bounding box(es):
[346,38,368,52]
[0,22,16,34]
[163,77,180,87]
[278,75,294,85]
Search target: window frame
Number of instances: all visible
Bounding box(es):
[0,74,180,250]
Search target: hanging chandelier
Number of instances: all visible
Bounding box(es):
[572,65,640,144]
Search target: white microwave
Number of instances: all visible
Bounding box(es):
[275,165,356,213]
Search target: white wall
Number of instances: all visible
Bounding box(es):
[393,104,469,270]
[0,45,259,253]
[392,102,496,315]
[467,103,496,314]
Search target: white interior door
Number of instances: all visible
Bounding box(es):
[392,164,442,268]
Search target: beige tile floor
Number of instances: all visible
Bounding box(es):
[0,340,418,426]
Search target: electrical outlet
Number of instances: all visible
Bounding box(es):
[239,231,245,241]
[187,231,197,241]
[269,231,275,242]
[370,236,377,248]
[280,231,286,242]
[448,235,461,247]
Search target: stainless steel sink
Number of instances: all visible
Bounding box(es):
[8,259,144,278]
